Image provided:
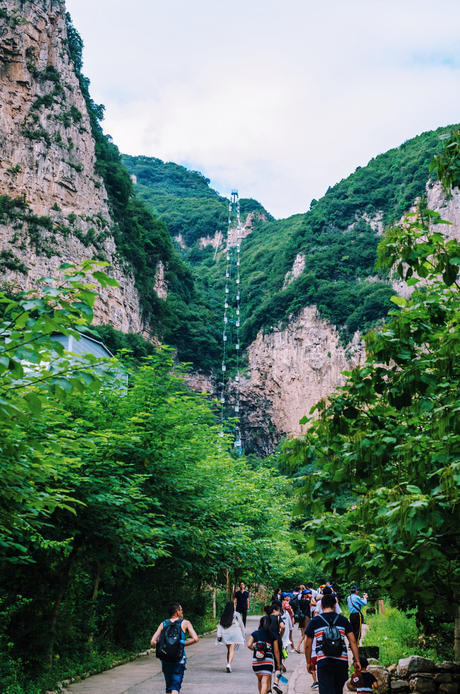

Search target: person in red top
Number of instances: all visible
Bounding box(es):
[282,594,294,620]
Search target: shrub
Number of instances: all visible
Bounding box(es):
[362,602,452,665]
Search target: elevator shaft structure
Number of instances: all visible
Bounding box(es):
[220,189,243,454]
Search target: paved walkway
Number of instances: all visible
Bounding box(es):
[64,616,312,694]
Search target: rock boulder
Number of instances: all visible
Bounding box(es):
[397,657,436,679]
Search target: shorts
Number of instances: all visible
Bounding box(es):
[162,660,186,692]
[252,657,274,676]
[311,656,318,668]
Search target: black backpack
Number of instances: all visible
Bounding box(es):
[253,640,269,660]
[156,618,185,662]
[318,614,344,657]
[290,596,300,618]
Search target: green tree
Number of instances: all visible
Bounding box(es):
[283,204,460,655]
[430,127,460,194]
[0,261,117,562]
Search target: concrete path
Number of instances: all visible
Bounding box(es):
[64,616,311,694]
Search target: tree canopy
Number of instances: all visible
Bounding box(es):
[0,265,301,692]
[282,201,460,629]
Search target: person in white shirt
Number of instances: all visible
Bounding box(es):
[314,586,342,615]
[306,583,320,601]
[217,601,245,672]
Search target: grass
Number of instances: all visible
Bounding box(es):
[362,602,453,666]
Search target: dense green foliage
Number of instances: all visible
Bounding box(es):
[0,261,115,562]
[90,323,157,362]
[122,154,219,198]
[122,154,273,248]
[430,127,460,194]
[282,202,460,634]
[362,603,453,665]
[0,268,300,693]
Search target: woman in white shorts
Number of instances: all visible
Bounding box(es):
[217,601,245,672]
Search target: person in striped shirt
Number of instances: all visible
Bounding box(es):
[247,614,281,694]
[305,593,361,694]
[352,656,377,694]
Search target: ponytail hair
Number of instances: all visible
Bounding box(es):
[259,614,272,632]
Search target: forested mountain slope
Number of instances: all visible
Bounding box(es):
[122,153,272,250]
[122,128,459,453]
[124,128,456,360]
[202,125,457,349]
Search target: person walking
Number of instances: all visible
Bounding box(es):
[354,655,377,693]
[217,601,245,672]
[281,598,295,653]
[151,602,199,694]
[272,587,282,603]
[347,586,368,644]
[295,590,312,652]
[267,602,285,658]
[234,581,250,626]
[305,593,361,694]
[282,593,294,622]
[314,586,342,615]
[307,582,320,602]
[282,595,295,651]
[247,614,281,694]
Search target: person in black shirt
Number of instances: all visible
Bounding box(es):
[234,581,250,626]
[266,602,284,693]
[247,614,281,694]
[295,590,311,652]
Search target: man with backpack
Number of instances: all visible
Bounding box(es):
[151,602,199,694]
[305,593,361,694]
[347,586,368,644]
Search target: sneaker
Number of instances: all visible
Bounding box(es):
[273,685,283,694]
[311,682,319,689]
[226,664,232,672]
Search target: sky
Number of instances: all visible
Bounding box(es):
[66,0,460,219]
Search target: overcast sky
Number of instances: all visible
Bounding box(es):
[66,0,460,219]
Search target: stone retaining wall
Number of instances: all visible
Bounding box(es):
[366,656,459,694]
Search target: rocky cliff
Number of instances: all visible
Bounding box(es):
[234,307,364,455]
[0,0,150,332]
[235,181,460,455]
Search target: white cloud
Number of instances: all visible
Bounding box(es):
[67,0,460,217]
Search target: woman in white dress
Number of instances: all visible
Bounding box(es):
[217,601,246,672]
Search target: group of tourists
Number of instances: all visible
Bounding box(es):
[150,580,374,694]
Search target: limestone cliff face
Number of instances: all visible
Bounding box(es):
[427,181,460,240]
[198,212,265,251]
[236,183,459,454]
[0,0,156,332]
[236,307,364,454]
